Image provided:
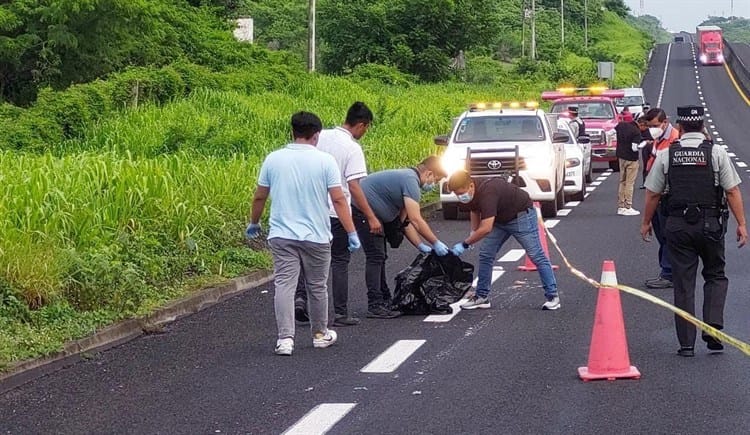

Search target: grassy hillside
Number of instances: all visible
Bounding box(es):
[0,1,659,369]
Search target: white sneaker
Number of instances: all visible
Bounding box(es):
[275,338,294,356]
[460,295,491,310]
[617,207,627,215]
[313,329,338,348]
[542,296,561,310]
[621,208,640,216]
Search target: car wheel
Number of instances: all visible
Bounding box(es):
[540,198,558,218]
[569,172,585,202]
[609,160,620,172]
[585,160,593,183]
[555,184,565,208]
[442,203,459,220]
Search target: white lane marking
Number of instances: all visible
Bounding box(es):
[728,152,736,157]
[717,137,724,142]
[698,91,703,95]
[282,403,357,435]
[700,96,704,100]
[586,186,596,192]
[566,201,581,207]
[657,43,672,107]
[544,220,560,228]
[499,249,525,262]
[591,181,602,186]
[596,176,608,181]
[426,266,504,322]
[557,209,571,216]
[721,144,728,149]
[360,340,426,373]
[737,162,748,168]
[706,113,711,117]
[702,102,707,106]
[698,85,702,90]
[584,193,590,199]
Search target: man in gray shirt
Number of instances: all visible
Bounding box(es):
[353,156,450,318]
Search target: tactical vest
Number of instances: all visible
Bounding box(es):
[666,140,722,212]
[573,119,586,137]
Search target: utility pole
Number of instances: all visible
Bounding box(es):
[307,0,316,72]
[584,0,588,49]
[531,0,536,60]
[561,0,565,52]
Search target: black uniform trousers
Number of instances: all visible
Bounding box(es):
[665,215,728,347]
[294,217,352,317]
[352,207,392,309]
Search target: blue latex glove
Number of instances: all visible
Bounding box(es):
[451,242,466,256]
[417,242,432,253]
[347,232,361,252]
[245,222,261,239]
[432,240,449,256]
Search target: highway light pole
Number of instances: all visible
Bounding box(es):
[531,0,536,60]
[561,0,565,52]
[308,0,316,72]
[584,0,588,49]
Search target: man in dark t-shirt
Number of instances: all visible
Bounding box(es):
[446,170,560,310]
[614,115,647,215]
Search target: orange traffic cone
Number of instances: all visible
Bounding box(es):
[578,260,641,381]
[518,202,559,271]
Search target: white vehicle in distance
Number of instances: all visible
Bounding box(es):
[557,118,592,202]
[435,102,567,219]
[615,87,648,116]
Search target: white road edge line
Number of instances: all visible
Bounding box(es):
[282,403,357,435]
[360,340,426,373]
[657,43,672,107]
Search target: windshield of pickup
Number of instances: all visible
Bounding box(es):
[551,102,615,120]
[614,96,644,106]
[453,115,545,143]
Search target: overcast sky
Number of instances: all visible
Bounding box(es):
[623,0,750,32]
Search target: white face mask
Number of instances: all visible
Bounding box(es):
[649,126,664,139]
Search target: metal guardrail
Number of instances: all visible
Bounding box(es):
[723,39,750,99]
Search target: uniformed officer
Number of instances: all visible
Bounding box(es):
[640,105,747,357]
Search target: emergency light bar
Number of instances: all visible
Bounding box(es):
[469,101,539,111]
[541,87,625,101]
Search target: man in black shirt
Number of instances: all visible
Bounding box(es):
[614,114,648,215]
[446,170,560,310]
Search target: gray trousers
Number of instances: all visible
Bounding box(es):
[269,238,331,339]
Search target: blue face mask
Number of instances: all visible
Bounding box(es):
[457,192,473,203]
[422,183,436,192]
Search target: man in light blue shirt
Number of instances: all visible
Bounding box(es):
[246,111,361,356]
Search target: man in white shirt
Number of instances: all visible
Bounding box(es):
[295,102,380,327]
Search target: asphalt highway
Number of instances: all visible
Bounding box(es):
[2,41,750,434]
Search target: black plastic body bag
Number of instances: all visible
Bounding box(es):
[391,253,474,315]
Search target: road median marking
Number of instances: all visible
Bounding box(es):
[282,403,357,435]
[361,340,426,373]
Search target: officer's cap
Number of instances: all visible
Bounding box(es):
[676,105,704,123]
[568,106,579,113]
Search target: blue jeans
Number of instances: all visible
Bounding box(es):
[476,207,558,300]
[652,205,673,280]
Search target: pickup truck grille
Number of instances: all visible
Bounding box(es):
[468,156,526,177]
[586,129,605,145]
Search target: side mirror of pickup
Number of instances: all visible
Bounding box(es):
[577,135,591,145]
[434,135,449,146]
[552,132,569,143]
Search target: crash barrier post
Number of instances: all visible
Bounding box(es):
[723,40,750,103]
[578,260,641,381]
[518,202,559,272]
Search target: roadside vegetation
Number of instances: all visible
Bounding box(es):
[0,0,661,369]
[700,16,750,43]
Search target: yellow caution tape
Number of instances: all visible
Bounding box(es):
[537,211,750,357]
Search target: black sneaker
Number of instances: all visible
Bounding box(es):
[366,305,401,319]
[703,335,724,352]
[677,347,695,357]
[645,277,673,289]
[294,305,309,323]
[333,315,360,326]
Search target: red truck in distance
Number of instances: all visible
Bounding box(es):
[696,25,724,65]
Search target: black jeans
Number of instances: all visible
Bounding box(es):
[352,207,392,309]
[294,217,351,316]
[665,216,728,347]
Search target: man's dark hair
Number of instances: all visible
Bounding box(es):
[679,120,704,133]
[345,102,374,126]
[291,111,322,139]
[643,107,667,123]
